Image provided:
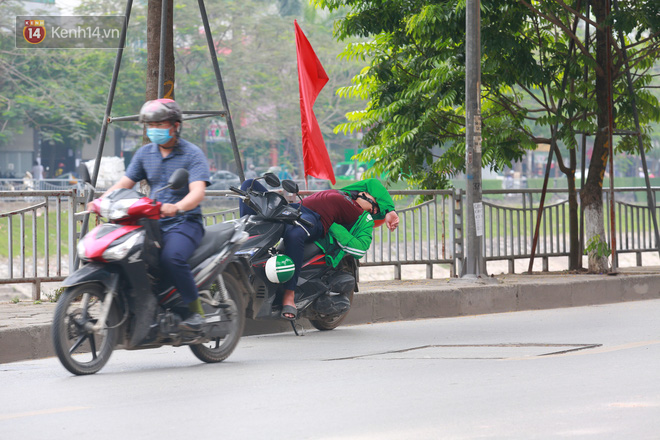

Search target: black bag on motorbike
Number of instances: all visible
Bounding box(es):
[138,218,162,288]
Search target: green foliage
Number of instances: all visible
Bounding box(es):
[313,0,660,191]
[584,234,611,260]
[152,0,367,170]
[0,0,146,149]
[45,286,65,303]
[0,0,366,174]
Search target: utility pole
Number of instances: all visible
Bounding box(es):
[462,0,487,278]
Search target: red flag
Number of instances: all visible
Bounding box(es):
[295,20,336,185]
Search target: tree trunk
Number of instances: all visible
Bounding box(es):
[146,0,175,103]
[579,1,610,273]
[142,0,175,194]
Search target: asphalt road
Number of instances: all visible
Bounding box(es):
[1,300,660,440]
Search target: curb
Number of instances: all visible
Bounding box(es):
[2,272,660,364]
[343,274,660,325]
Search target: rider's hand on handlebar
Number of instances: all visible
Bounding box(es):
[160,203,180,218]
[86,199,100,212]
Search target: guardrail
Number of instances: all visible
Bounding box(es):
[0,178,82,192]
[0,189,77,299]
[1,186,659,299]
[482,189,572,273]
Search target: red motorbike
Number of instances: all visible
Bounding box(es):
[51,168,250,375]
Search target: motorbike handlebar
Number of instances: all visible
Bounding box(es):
[299,217,314,228]
[229,185,246,196]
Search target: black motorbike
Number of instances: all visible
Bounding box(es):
[52,168,249,375]
[229,173,358,332]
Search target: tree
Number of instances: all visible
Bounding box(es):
[314,0,660,272]
[165,0,365,173]
[0,0,393,182]
[0,0,145,157]
[146,0,175,102]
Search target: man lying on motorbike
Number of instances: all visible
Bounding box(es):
[93,99,211,331]
[239,177,399,320]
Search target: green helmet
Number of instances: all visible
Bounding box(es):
[265,254,295,283]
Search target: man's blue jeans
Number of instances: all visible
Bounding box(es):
[159,219,204,305]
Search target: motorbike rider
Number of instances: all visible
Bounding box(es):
[239,178,399,320]
[341,178,400,231]
[95,98,211,331]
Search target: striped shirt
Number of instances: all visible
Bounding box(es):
[125,138,210,221]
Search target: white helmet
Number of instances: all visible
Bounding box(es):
[265,255,295,283]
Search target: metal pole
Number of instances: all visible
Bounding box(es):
[579,0,590,266]
[605,0,617,270]
[198,0,245,181]
[462,0,486,277]
[76,0,133,269]
[157,0,168,99]
[612,0,660,258]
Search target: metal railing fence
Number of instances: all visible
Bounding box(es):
[604,187,660,266]
[2,186,660,299]
[358,190,456,279]
[482,189,572,272]
[0,189,77,299]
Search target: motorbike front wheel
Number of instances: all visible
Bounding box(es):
[51,283,118,375]
[190,272,245,363]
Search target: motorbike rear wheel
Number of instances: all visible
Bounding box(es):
[309,291,354,331]
[190,272,245,363]
[51,283,118,375]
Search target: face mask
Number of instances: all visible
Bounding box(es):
[146,127,173,145]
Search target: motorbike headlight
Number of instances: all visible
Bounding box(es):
[102,232,143,261]
[76,240,88,261]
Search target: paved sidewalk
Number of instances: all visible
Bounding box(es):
[2,267,660,364]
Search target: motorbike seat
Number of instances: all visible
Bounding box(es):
[188,222,236,268]
[276,241,325,264]
[302,242,324,262]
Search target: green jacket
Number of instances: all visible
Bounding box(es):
[315,211,374,268]
[340,179,395,221]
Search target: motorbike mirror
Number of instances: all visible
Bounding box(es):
[282,179,299,194]
[263,172,280,188]
[168,168,189,190]
[77,164,91,184]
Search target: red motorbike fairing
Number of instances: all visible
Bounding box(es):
[303,254,326,267]
[83,224,142,261]
[127,197,161,219]
[91,195,161,223]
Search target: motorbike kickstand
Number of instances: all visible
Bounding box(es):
[290,320,304,336]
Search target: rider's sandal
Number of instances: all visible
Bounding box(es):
[281,305,298,321]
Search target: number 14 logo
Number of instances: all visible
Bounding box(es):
[23,20,46,44]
